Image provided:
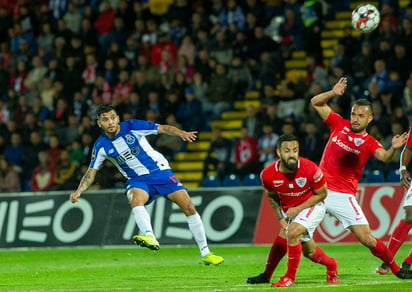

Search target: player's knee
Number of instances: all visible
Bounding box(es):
[286,226,302,243]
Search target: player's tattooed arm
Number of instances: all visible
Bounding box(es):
[77,168,97,192]
[70,168,97,203]
[266,191,283,220]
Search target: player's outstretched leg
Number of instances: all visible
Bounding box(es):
[133,234,160,251]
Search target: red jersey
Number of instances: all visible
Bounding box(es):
[319,111,383,195]
[260,157,325,212]
[406,124,412,147]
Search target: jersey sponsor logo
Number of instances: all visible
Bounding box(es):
[331,135,361,155]
[273,180,283,187]
[125,134,136,144]
[295,177,307,188]
[115,147,139,164]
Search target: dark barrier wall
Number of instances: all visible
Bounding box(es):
[0,188,262,248]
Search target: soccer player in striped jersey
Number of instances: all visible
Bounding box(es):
[261,134,339,287]
[69,104,223,266]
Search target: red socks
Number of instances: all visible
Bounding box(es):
[264,236,287,278]
[371,238,400,274]
[388,219,412,256]
[285,244,302,281]
[309,247,337,271]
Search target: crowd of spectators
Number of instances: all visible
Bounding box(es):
[0,0,410,191]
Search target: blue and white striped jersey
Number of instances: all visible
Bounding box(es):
[89,119,171,179]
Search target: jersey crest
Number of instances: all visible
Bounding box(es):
[295,177,307,188]
[354,138,365,146]
[125,134,136,144]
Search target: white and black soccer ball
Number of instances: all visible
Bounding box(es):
[351,4,380,33]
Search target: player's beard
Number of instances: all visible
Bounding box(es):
[350,123,366,133]
[281,157,298,171]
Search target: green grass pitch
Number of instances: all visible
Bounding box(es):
[0,244,411,291]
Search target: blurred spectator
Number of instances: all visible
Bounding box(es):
[242,105,263,139]
[63,1,82,34]
[113,70,132,103]
[24,55,47,93]
[178,35,195,65]
[21,130,46,185]
[3,132,25,173]
[258,123,279,167]
[53,149,80,190]
[30,151,55,192]
[126,91,145,120]
[191,71,208,105]
[247,26,278,63]
[151,32,177,66]
[328,43,351,75]
[299,120,325,164]
[9,60,28,95]
[204,63,234,120]
[301,0,324,63]
[278,7,304,50]
[155,113,183,161]
[172,54,194,83]
[276,81,305,122]
[0,156,21,193]
[338,25,359,59]
[210,31,233,66]
[234,126,262,177]
[36,22,55,54]
[227,56,252,100]
[261,101,284,135]
[202,127,233,184]
[352,41,374,89]
[94,1,116,52]
[370,59,389,92]
[46,135,63,167]
[176,86,204,131]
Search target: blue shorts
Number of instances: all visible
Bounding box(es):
[125,169,186,205]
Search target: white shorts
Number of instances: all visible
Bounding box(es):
[325,190,369,229]
[286,202,326,242]
[403,186,412,207]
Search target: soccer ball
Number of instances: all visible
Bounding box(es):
[351,4,380,33]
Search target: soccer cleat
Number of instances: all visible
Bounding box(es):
[326,258,340,284]
[375,263,389,275]
[271,276,295,287]
[326,270,340,284]
[395,268,412,279]
[202,253,224,266]
[246,273,270,284]
[401,262,411,271]
[132,235,160,251]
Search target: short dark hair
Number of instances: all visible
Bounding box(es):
[277,134,299,149]
[96,104,115,118]
[353,98,373,116]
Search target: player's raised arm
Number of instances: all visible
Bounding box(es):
[375,132,408,163]
[310,77,347,120]
[157,124,198,142]
[69,168,97,203]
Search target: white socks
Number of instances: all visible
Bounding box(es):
[132,206,154,236]
[187,213,210,257]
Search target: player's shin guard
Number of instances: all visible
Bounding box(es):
[264,236,287,278]
[371,238,400,274]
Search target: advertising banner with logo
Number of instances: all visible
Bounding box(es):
[0,188,262,248]
[253,184,411,244]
